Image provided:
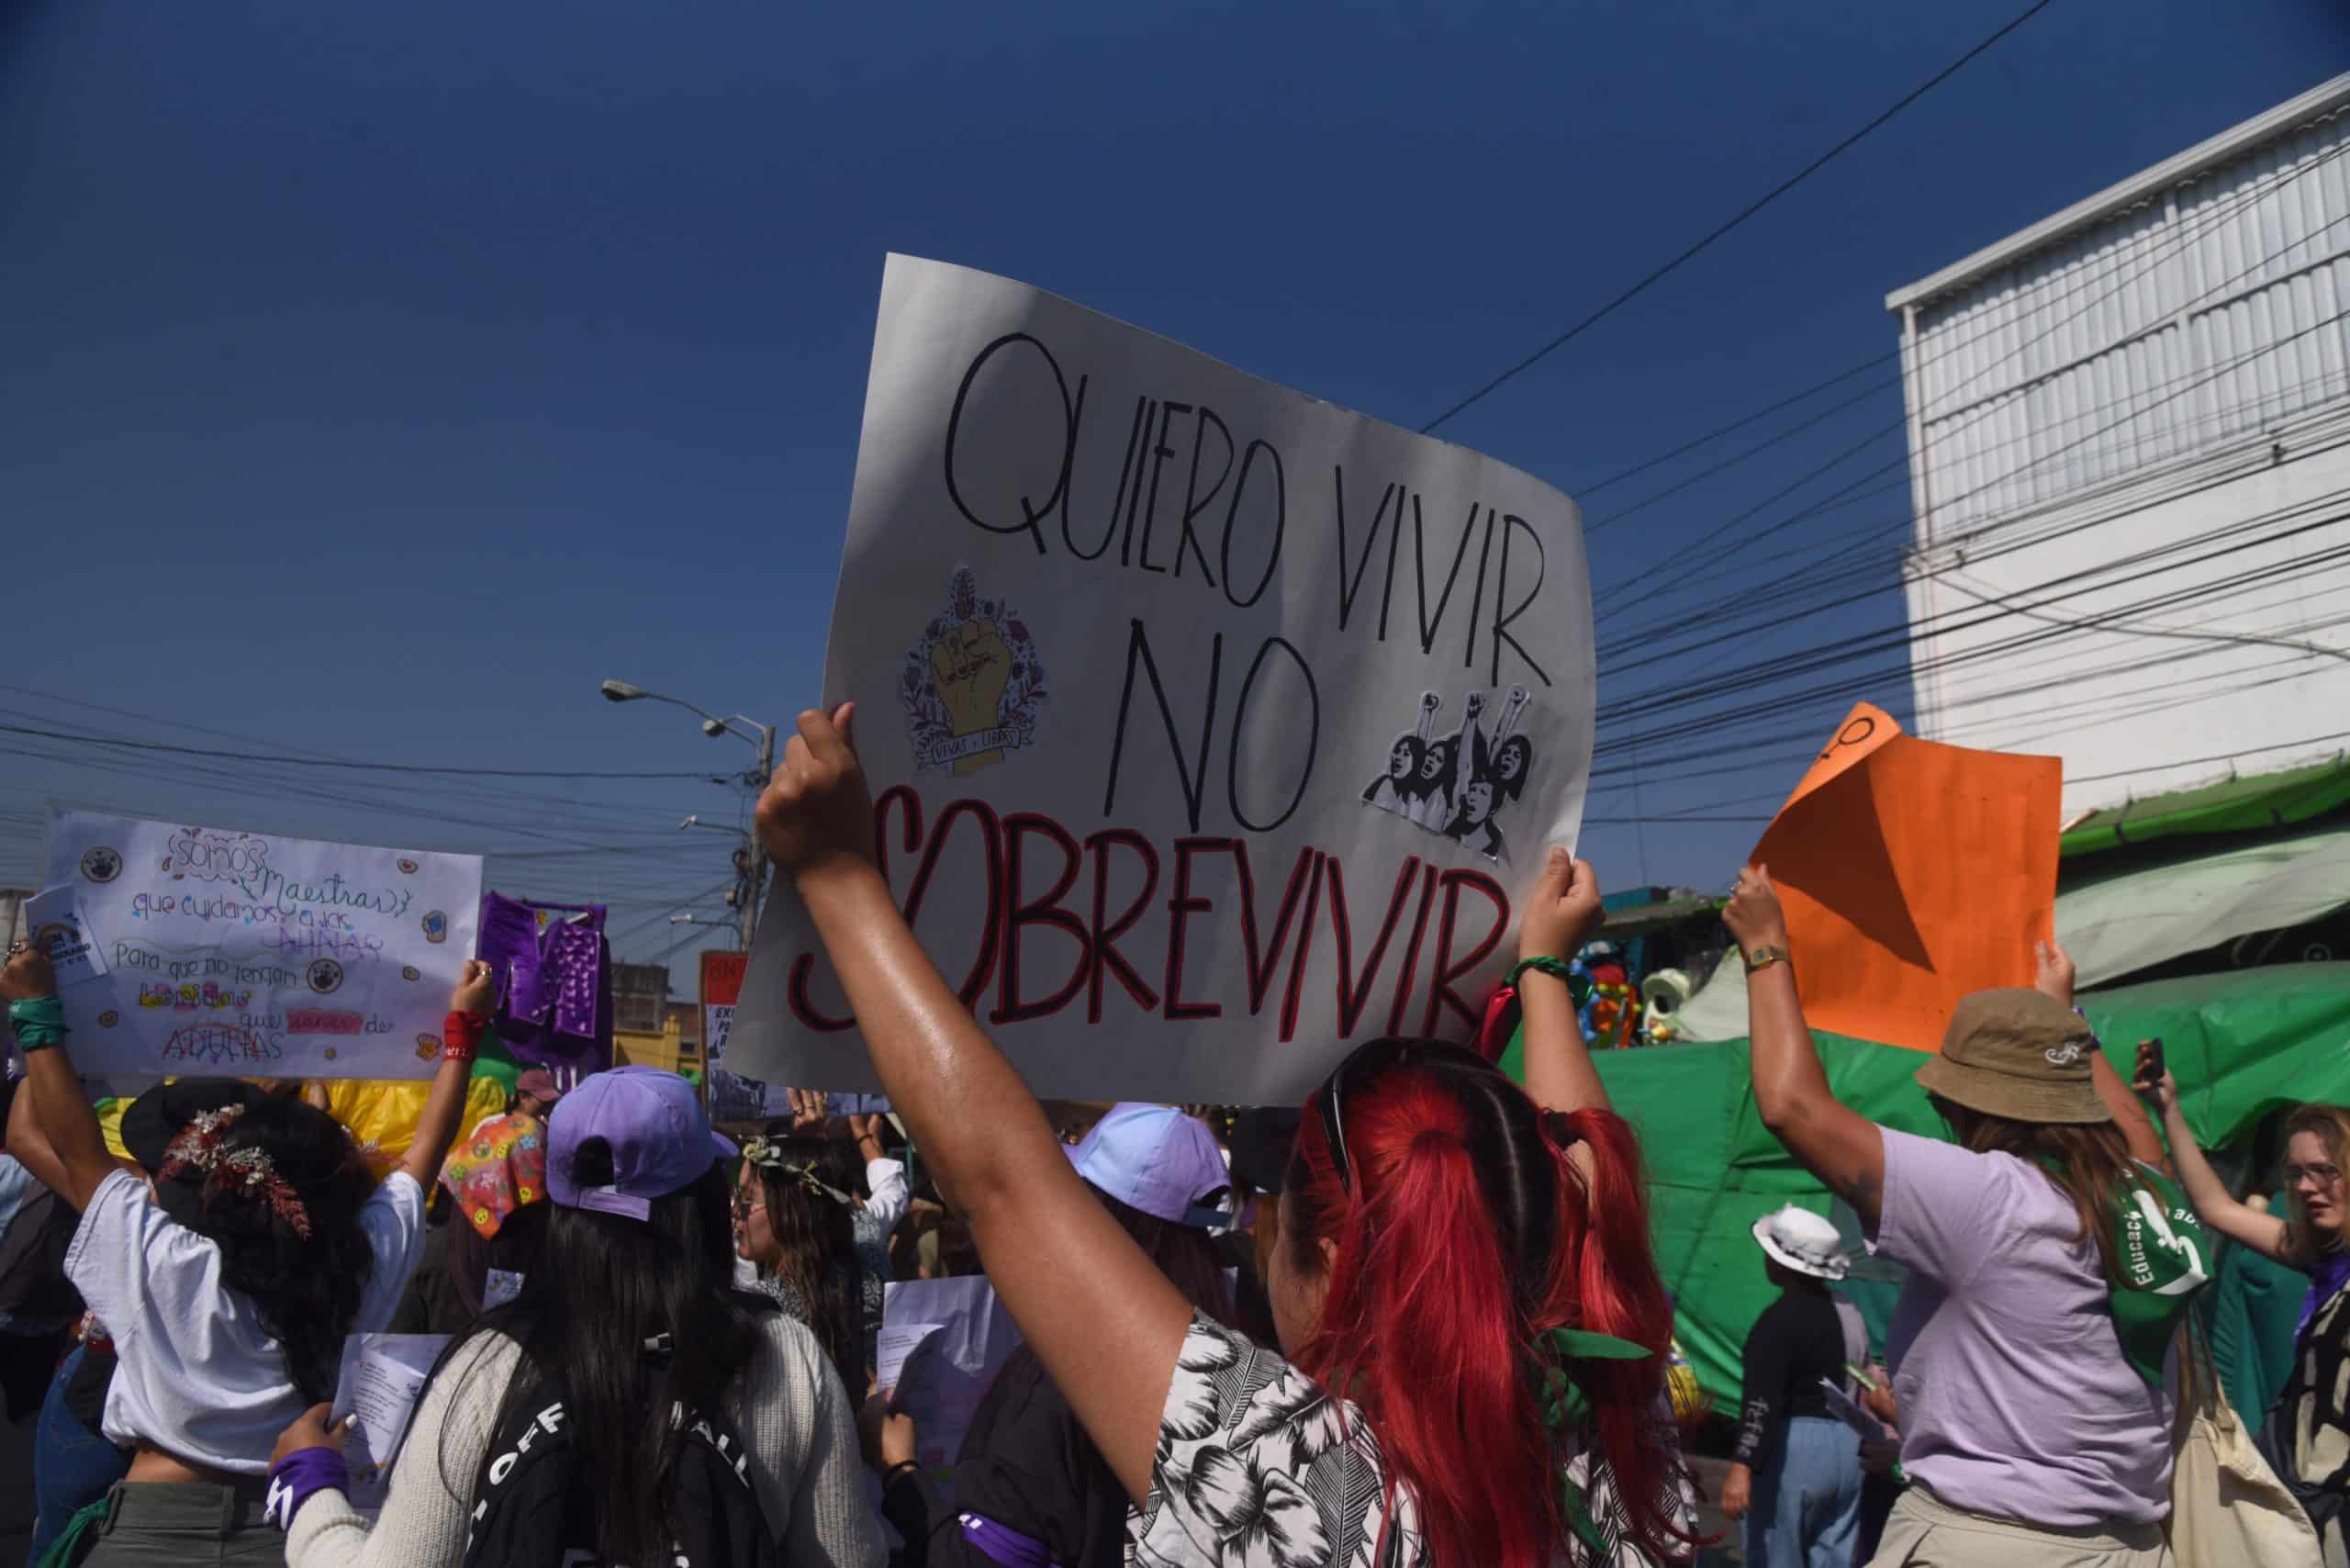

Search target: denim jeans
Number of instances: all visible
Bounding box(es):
[1746,1415,1864,1568]
[28,1345,131,1568]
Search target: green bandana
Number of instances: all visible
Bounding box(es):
[1528,1327,1654,1560]
[2051,1161,2210,1387]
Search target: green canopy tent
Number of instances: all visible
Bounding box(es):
[1508,962,2350,1408]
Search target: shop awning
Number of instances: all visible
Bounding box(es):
[2061,755,2350,859]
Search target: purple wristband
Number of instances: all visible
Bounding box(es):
[265,1447,350,1531]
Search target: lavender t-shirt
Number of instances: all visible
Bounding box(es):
[1873,1128,2172,1526]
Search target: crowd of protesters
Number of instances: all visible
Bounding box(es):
[0,703,2341,1567]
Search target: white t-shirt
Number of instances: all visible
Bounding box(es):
[64,1166,427,1474]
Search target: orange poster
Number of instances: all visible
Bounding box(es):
[1753,702,2060,1053]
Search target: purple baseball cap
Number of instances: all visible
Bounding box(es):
[545,1066,738,1222]
[1067,1103,1232,1227]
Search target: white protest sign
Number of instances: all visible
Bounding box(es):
[43,811,482,1079]
[733,255,1594,1104]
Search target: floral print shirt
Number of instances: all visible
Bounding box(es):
[1127,1314,1695,1568]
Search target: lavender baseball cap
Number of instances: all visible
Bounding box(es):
[545,1066,738,1222]
[1068,1103,1232,1228]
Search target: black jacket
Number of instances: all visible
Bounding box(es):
[938,1344,1128,1568]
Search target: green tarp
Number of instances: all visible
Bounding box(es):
[2061,754,2350,859]
[1555,962,2350,1407]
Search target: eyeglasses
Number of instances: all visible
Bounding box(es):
[1315,1036,1489,1195]
[2286,1162,2344,1188]
[732,1189,767,1219]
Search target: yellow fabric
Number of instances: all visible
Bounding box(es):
[85,1077,506,1178]
[95,1099,129,1159]
[323,1077,510,1176]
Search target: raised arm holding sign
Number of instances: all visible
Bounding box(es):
[751,698,1692,1566]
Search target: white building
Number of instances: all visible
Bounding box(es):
[1887,73,2350,818]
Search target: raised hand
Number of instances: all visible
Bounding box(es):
[2034,938,2077,1010]
[2131,1039,2177,1116]
[1722,864,1789,953]
[0,941,58,1002]
[1519,846,1604,964]
[755,703,877,879]
[451,958,498,1017]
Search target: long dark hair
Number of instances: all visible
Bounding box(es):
[1933,1096,2136,1280]
[440,1139,772,1568]
[746,1134,866,1391]
[1088,1182,1233,1325]
[1286,1042,1683,1568]
[196,1098,379,1406]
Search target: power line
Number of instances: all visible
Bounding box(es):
[0,722,728,779]
[1593,292,2350,672]
[1570,117,2350,511]
[1573,355,1895,497]
[1596,484,2350,728]
[2064,729,2350,788]
[1586,138,2350,623]
[1418,0,2061,433]
[0,683,714,828]
[1580,498,2350,769]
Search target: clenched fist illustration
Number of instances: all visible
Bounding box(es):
[931,614,1013,775]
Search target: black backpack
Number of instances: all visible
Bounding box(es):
[460,1361,781,1568]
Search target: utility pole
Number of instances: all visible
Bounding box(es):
[602,679,776,952]
[742,722,776,949]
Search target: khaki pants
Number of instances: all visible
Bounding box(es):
[1869,1486,2172,1568]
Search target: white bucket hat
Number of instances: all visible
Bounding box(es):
[1751,1204,1851,1281]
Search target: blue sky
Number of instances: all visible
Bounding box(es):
[5,0,2344,981]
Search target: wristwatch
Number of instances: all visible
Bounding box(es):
[1742,946,1788,976]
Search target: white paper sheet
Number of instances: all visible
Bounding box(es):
[1818,1377,1889,1443]
[880,1275,1024,1494]
[875,1321,944,1394]
[331,1334,449,1510]
[25,885,106,987]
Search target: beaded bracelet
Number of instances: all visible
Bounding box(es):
[1506,956,1594,1012]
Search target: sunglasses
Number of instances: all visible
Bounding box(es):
[1315,1036,1492,1195]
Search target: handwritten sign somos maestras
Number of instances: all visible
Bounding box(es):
[733,256,1595,1104]
[44,811,483,1079]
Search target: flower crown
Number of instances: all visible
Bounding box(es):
[156,1104,314,1240]
[739,1137,855,1206]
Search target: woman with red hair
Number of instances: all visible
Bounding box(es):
[755,704,1695,1568]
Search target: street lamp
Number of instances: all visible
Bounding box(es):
[602,679,777,948]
